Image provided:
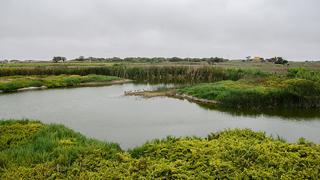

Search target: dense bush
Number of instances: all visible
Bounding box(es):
[1,120,319,179]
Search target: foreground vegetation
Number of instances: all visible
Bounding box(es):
[0,75,121,92]
[0,120,319,179]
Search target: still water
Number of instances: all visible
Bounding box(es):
[0,83,319,149]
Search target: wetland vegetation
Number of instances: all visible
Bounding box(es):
[0,64,267,84]
[123,67,320,109]
[178,76,320,109]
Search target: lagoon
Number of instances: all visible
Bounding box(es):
[0,83,319,149]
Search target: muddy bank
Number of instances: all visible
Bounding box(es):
[125,89,218,105]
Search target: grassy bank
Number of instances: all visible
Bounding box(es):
[0,75,122,92]
[178,76,320,109]
[0,120,319,179]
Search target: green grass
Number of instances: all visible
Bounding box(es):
[288,68,320,82]
[0,74,121,92]
[178,77,320,109]
[1,120,319,179]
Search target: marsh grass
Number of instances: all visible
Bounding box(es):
[0,65,267,83]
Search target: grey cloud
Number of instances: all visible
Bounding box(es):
[0,0,319,60]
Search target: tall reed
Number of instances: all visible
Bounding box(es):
[0,66,266,83]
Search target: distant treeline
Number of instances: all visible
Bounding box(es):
[0,57,228,64]
[71,56,229,64]
[0,65,265,83]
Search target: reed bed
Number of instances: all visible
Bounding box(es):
[0,65,266,83]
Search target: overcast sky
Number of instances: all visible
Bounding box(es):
[0,0,319,61]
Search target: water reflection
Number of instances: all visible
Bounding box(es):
[198,104,320,120]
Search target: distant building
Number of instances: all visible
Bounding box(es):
[246,56,264,62]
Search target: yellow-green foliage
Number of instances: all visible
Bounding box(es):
[0,120,43,151]
[178,77,320,109]
[1,120,320,179]
[0,74,121,92]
